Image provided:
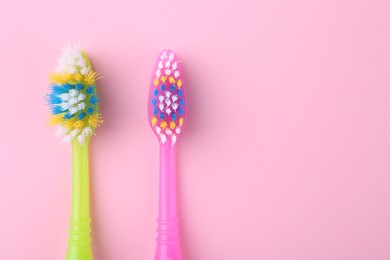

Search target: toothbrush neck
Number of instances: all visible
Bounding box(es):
[159,143,177,219]
[155,143,182,260]
[71,140,91,220]
[66,140,93,260]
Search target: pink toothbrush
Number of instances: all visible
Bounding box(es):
[148,49,186,260]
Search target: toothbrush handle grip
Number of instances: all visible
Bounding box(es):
[66,218,92,260]
[155,144,182,260]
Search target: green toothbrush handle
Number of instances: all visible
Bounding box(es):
[66,139,93,260]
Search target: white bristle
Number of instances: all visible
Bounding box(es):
[165,69,171,75]
[165,98,171,107]
[156,70,161,77]
[159,103,164,111]
[174,71,180,78]
[155,126,161,135]
[55,125,68,137]
[69,106,78,115]
[69,89,78,97]
[55,65,65,73]
[70,129,80,138]
[160,51,167,60]
[67,66,77,74]
[58,56,69,65]
[56,46,90,76]
[169,52,174,60]
[165,129,172,135]
[171,134,177,145]
[165,60,171,68]
[77,102,86,110]
[172,103,178,110]
[59,93,70,101]
[165,91,171,98]
[158,95,164,102]
[158,61,163,69]
[77,58,86,68]
[54,45,92,76]
[172,62,177,70]
[68,97,78,106]
[77,93,86,101]
[77,133,87,144]
[63,135,73,142]
[175,127,181,134]
[166,108,172,115]
[60,102,70,110]
[62,46,81,57]
[82,127,93,136]
[80,67,90,76]
[160,134,167,144]
[172,95,178,102]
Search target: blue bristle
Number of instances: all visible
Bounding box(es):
[75,83,84,90]
[178,108,183,116]
[178,89,183,96]
[170,85,176,91]
[152,99,157,106]
[78,112,86,120]
[64,113,74,119]
[161,85,166,91]
[171,113,177,121]
[53,106,64,114]
[52,85,67,95]
[180,99,185,106]
[62,83,74,91]
[87,107,94,115]
[90,96,98,104]
[154,107,158,116]
[49,94,62,104]
[160,113,165,119]
[86,86,95,94]
[154,89,159,96]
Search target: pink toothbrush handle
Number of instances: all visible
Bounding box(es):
[155,144,182,260]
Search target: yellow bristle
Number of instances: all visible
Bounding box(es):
[161,76,167,83]
[170,121,176,129]
[154,79,159,86]
[151,117,157,126]
[64,118,76,129]
[73,120,84,128]
[49,73,73,84]
[74,73,84,82]
[84,71,101,85]
[179,117,184,127]
[169,77,175,83]
[49,115,63,126]
[89,113,103,128]
[160,121,167,130]
[177,79,182,88]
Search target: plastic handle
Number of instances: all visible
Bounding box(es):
[155,144,182,260]
[66,139,93,260]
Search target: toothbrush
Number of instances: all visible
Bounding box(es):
[148,49,186,260]
[47,46,103,260]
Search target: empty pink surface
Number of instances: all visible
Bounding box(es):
[0,0,390,259]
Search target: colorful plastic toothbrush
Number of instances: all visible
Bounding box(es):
[148,49,186,260]
[47,46,103,260]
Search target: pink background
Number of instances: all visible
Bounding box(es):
[0,0,389,259]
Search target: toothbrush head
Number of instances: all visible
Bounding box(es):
[46,45,103,144]
[148,49,187,145]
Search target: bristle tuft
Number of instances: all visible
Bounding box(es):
[149,49,186,145]
[47,45,103,144]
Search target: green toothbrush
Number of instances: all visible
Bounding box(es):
[46,45,103,260]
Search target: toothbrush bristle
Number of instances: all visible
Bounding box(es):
[148,49,186,145]
[47,46,103,144]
